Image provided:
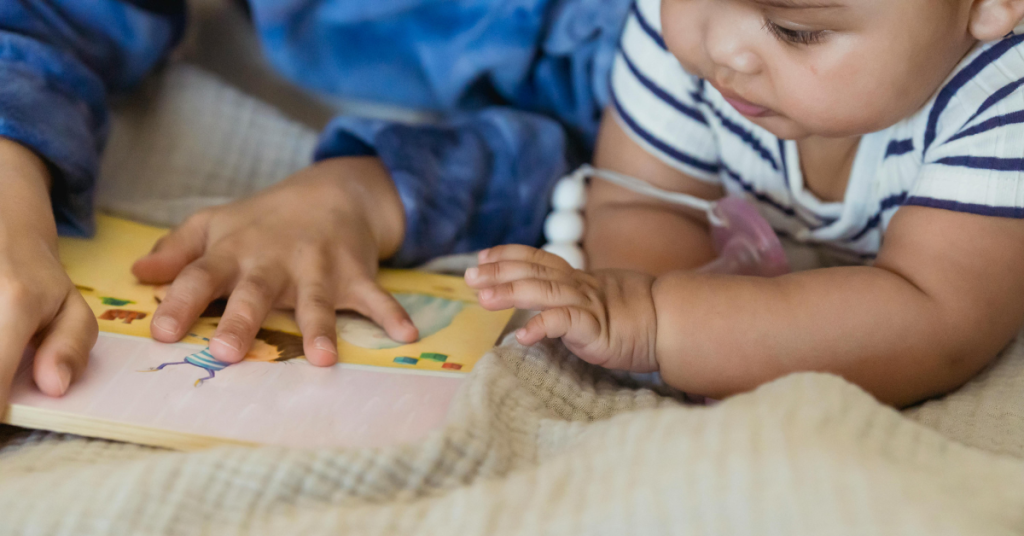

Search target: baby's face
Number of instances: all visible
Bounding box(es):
[662,0,977,138]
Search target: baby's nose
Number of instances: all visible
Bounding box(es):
[702,9,765,76]
[706,38,763,77]
[725,51,762,75]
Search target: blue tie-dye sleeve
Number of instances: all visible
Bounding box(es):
[295,0,629,265]
[315,108,575,267]
[0,0,185,236]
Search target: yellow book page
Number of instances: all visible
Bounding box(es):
[59,215,513,373]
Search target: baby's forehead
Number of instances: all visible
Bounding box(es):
[713,0,968,27]
[744,0,848,7]
[735,0,934,11]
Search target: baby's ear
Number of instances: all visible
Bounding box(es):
[970,0,1024,41]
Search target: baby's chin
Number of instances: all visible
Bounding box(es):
[741,114,810,140]
[751,98,923,140]
[748,113,885,141]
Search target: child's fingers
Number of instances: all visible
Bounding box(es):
[132,213,210,284]
[209,267,286,363]
[150,256,236,343]
[464,260,572,288]
[478,245,573,271]
[516,307,600,347]
[0,302,38,410]
[348,281,419,344]
[477,279,587,311]
[294,281,340,367]
[32,292,98,397]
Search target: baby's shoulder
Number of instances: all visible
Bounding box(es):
[883,32,1024,225]
[920,32,1024,152]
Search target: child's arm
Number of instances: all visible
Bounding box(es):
[585,111,724,275]
[468,205,1024,408]
[0,2,185,408]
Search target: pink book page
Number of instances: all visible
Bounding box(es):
[8,333,464,449]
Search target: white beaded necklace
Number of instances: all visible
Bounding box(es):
[541,165,790,276]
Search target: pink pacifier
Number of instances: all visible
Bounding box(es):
[542,165,790,277]
[698,196,790,277]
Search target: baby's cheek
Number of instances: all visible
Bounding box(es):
[771,49,923,137]
[660,1,705,76]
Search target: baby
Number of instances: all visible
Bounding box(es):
[466,0,1024,407]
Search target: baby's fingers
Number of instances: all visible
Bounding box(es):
[478,245,573,271]
[465,260,571,288]
[516,307,601,347]
[32,292,98,397]
[477,279,587,311]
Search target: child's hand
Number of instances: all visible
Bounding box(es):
[0,237,96,406]
[465,245,659,373]
[0,139,98,408]
[131,157,418,366]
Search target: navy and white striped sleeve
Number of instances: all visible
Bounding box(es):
[910,35,1024,218]
[608,0,721,183]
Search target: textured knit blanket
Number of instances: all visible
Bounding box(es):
[2,64,1024,535]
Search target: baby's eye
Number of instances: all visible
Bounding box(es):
[763,19,826,46]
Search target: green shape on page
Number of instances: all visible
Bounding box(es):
[419,352,448,362]
[100,297,135,306]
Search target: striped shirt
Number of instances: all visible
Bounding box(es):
[612,0,1024,261]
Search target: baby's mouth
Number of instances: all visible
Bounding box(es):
[723,96,773,118]
[712,85,775,118]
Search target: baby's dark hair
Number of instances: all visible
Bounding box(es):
[161,296,307,361]
[255,328,305,361]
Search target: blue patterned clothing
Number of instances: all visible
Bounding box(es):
[0,0,631,265]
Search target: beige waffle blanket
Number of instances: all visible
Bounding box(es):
[2,64,1023,535]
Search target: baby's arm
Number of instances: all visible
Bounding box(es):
[471,207,1024,407]
[585,110,724,275]
[653,205,1024,406]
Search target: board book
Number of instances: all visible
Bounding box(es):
[3,216,513,450]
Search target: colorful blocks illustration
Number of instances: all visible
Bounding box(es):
[419,352,448,362]
[99,309,148,324]
[393,356,419,365]
[441,363,462,371]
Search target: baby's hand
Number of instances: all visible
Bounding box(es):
[465,245,659,373]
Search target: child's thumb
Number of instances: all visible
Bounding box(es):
[132,216,208,284]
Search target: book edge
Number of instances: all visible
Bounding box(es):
[2,404,258,451]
